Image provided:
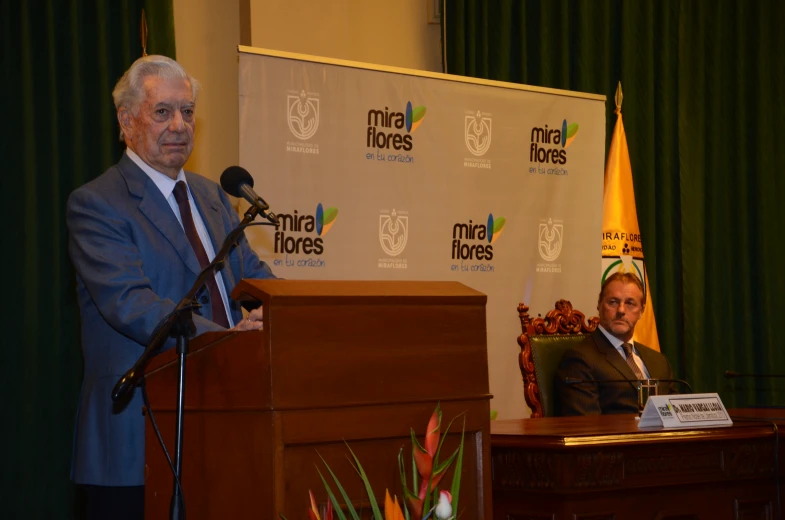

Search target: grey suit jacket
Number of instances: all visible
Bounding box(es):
[554,329,676,416]
[67,153,276,486]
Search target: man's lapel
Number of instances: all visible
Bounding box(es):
[117,153,201,276]
[185,173,237,289]
[591,329,639,387]
[636,343,663,378]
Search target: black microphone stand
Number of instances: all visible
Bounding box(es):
[112,203,276,520]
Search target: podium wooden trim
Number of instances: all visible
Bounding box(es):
[143,280,492,519]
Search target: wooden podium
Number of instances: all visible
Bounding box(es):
[143,280,492,519]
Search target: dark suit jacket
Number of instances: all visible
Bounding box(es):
[554,329,676,416]
[67,153,276,486]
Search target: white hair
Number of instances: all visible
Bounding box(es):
[112,55,201,140]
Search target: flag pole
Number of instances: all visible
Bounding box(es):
[140,9,149,57]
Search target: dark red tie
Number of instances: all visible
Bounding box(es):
[173,181,230,328]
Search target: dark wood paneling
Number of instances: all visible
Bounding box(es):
[144,280,492,519]
[491,414,782,520]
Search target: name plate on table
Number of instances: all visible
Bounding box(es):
[638,393,733,428]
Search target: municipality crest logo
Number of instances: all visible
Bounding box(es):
[601,257,647,298]
[465,111,492,156]
[287,90,320,141]
[379,209,408,257]
[538,218,563,262]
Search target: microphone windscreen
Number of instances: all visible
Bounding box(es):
[220,166,254,197]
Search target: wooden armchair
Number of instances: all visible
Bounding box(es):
[517,300,599,418]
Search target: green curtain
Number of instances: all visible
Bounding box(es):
[1,0,174,517]
[445,0,785,408]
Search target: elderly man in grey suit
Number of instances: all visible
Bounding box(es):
[67,55,276,519]
[555,272,676,416]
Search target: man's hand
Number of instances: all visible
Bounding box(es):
[230,307,264,331]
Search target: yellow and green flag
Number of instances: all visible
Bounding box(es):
[601,83,660,351]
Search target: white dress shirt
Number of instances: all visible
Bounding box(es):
[126,149,235,327]
[597,325,650,378]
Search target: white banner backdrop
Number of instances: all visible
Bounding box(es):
[238,47,605,420]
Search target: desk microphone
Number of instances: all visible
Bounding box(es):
[565,377,641,385]
[564,378,692,410]
[564,378,693,393]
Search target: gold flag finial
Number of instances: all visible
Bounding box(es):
[140,9,149,57]
[614,81,623,113]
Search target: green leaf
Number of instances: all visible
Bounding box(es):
[492,217,506,233]
[398,447,408,491]
[410,449,418,511]
[433,447,460,475]
[433,412,464,464]
[422,473,433,517]
[345,443,383,520]
[323,207,338,225]
[317,467,350,520]
[450,416,466,517]
[412,105,426,123]
[410,426,426,453]
[398,448,413,520]
[317,453,360,520]
[566,122,579,138]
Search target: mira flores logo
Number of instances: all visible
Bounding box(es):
[450,213,506,273]
[536,218,564,273]
[464,110,492,169]
[286,89,320,155]
[271,203,337,268]
[527,118,578,176]
[365,101,426,165]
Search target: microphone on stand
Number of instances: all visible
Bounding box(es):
[220,166,280,226]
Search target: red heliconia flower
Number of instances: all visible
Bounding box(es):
[406,495,424,520]
[308,490,321,520]
[412,442,433,480]
[418,467,448,501]
[424,408,441,457]
[413,406,442,484]
[407,405,445,520]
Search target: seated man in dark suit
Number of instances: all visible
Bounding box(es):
[554,272,676,415]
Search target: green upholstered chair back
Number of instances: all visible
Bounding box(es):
[517,300,599,418]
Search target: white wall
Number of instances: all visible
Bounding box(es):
[174,0,442,183]
[173,0,241,183]
[248,0,442,72]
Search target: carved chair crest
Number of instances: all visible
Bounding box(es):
[517,300,599,417]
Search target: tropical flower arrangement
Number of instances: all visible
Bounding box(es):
[281,403,465,520]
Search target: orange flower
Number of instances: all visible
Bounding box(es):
[385,489,406,520]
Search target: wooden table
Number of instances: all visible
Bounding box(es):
[490,412,782,519]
